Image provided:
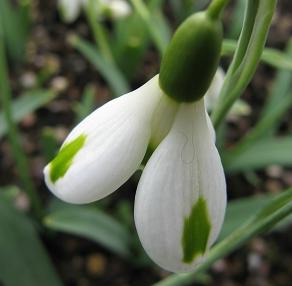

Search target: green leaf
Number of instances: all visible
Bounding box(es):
[259,39,292,124]
[0,185,21,201]
[227,0,245,39]
[40,127,59,162]
[0,200,63,286]
[69,35,130,97]
[74,85,96,123]
[219,195,272,240]
[212,0,277,128]
[44,203,132,258]
[222,39,292,71]
[0,89,56,139]
[0,0,31,62]
[130,0,169,55]
[223,137,292,173]
[153,188,292,286]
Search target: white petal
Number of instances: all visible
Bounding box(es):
[204,67,225,112]
[44,75,162,204]
[150,94,179,149]
[134,99,226,272]
[106,0,132,18]
[58,0,82,23]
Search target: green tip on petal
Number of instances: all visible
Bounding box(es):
[182,197,211,264]
[49,134,87,183]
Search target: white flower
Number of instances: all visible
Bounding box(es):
[44,74,226,272]
[44,76,163,203]
[58,0,131,23]
[58,0,85,23]
[135,99,226,272]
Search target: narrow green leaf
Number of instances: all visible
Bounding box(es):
[130,0,169,55]
[0,0,31,62]
[74,85,96,123]
[221,194,274,240]
[40,127,59,162]
[227,0,245,39]
[0,89,56,138]
[69,35,130,97]
[44,204,132,258]
[222,39,292,71]
[113,13,149,79]
[260,39,292,121]
[223,137,292,173]
[212,0,277,128]
[0,200,63,286]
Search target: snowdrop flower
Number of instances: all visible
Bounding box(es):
[44,9,227,273]
[58,0,131,23]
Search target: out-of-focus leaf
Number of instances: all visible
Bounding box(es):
[0,0,31,62]
[130,0,169,54]
[223,137,292,173]
[40,127,59,162]
[0,185,21,201]
[113,14,149,79]
[74,84,96,123]
[44,203,132,258]
[227,0,245,39]
[69,35,129,97]
[221,41,292,160]
[0,89,56,139]
[0,200,63,286]
[260,40,292,121]
[220,195,273,240]
[222,39,292,70]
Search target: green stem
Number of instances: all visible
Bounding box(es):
[211,0,277,129]
[0,25,42,219]
[207,0,230,19]
[85,0,113,62]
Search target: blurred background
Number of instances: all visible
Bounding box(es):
[0,0,291,285]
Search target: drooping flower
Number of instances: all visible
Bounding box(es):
[135,99,226,272]
[44,8,227,273]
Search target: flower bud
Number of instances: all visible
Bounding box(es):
[159,12,223,102]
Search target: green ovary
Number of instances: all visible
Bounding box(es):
[49,134,87,183]
[182,197,211,264]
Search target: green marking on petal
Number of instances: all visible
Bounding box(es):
[49,134,87,183]
[182,197,211,264]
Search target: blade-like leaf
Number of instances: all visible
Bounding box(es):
[44,203,132,258]
[223,137,292,173]
[0,200,63,286]
[0,89,56,138]
[222,39,292,71]
[69,35,130,97]
[220,195,273,240]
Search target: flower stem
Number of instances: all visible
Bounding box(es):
[211,0,277,129]
[0,25,42,219]
[207,0,230,19]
